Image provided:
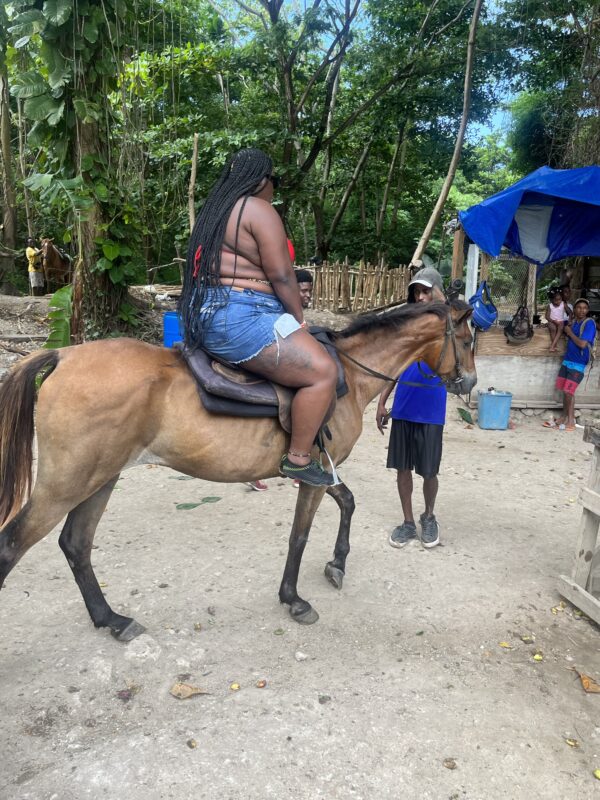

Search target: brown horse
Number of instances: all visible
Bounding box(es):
[0,301,476,641]
[40,238,72,290]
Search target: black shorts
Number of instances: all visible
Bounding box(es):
[387,419,443,478]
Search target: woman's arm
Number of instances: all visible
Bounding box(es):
[250,201,304,323]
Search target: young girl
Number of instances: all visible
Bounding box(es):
[546,287,567,352]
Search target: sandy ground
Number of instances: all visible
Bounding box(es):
[1,295,600,799]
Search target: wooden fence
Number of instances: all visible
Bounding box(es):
[308,261,410,313]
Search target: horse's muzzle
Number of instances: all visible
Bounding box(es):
[445,369,477,396]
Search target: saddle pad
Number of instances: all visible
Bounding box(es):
[174,328,347,433]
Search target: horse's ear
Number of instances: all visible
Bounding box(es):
[454,306,473,325]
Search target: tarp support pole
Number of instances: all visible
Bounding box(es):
[526,263,537,313]
[451,226,465,281]
[465,243,479,301]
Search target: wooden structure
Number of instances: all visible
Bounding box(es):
[312,261,410,313]
[558,423,600,624]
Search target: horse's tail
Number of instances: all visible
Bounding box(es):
[0,350,60,527]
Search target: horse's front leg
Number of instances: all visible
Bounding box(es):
[279,483,327,624]
[324,482,355,590]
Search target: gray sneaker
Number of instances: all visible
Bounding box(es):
[389,521,417,548]
[419,513,440,548]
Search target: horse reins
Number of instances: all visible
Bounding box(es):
[330,310,465,389]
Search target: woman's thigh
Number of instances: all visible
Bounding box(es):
[244,329,336,388]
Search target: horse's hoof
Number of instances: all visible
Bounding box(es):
[112,619,146,642]
[324,563,344,590]
[290,602,319,625]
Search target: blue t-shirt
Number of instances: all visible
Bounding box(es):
[390,362,447,425]
[565,318,596,368]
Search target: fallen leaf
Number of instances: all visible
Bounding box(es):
[457,408,473,425]
[565,738,579,748]
[99,581,108,588]
[415,630,424,636]
[533,653,543,662]
[594,769,600,780]
[256,679,267,688]
[273,628,285,636]
[578,672,600,693]
[520,634,535,644]
[169,475,195,480]
[187,739,197,749]
[499,641,512,649]
[230,682,241,691]
[175,502,202,510]
[443,758,457,770]
[201,496,221,504]
[193,622,202,631]
[169,682,210,700]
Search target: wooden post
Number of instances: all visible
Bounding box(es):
[480,252,491,282]
[465,244,479,302]
[451,226,465,282]
[352,261,365,312]
[333,261,340,313]
[526,262,537,313]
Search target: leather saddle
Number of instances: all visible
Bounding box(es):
[174,328,348,434]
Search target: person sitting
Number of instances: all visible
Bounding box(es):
[560,284,574,322]
[179,148,337,487]
[545,287,567,352]
[247,264,314,492]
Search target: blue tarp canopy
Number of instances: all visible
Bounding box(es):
[459,166,600,266]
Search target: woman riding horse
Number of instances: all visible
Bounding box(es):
[180,148,337,487]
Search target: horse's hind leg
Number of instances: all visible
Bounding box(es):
[279,484,327,624]
[59,475,145,642]
[324,482,355,590]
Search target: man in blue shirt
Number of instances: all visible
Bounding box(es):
[553,297,596,431]
[376,267,446,549]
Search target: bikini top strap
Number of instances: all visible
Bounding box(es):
[231,195,251,285]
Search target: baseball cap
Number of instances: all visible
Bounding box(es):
[408,266,443,290]
[407,266,443,302]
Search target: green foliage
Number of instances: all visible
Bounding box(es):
[43,284,73,348]
[2,0,594,331]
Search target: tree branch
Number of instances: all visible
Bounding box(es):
[411,0,483,266]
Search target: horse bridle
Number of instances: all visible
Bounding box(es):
[331,307,465,390]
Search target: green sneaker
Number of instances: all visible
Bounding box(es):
[279,455,334,487]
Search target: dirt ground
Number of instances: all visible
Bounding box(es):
[1,294,600,800]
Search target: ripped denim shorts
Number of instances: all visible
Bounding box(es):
[198,287,302,364]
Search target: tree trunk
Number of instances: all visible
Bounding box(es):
[324,138,372,252]
[410,0,484,267]
[71,120,125,342]
[0,66,17,284]
[16,99,33,238]
[390,126,410,234]
[188,133,199,232]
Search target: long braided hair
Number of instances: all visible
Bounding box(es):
[179,147,273,347]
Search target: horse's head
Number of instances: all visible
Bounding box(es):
[425,301,477,396]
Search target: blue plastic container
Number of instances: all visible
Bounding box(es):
[477,389,512,430]
[163,311,183,347]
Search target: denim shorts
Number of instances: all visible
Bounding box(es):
[199,287,301,364]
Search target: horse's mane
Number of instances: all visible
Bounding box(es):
[332,299,470,340]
